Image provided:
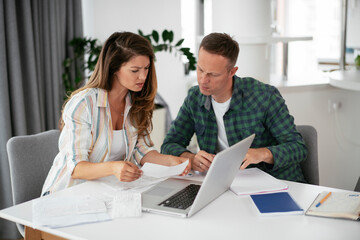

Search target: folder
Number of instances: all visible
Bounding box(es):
[250,192,303,215]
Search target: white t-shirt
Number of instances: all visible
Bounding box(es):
[108,130,126,161]
[211,97,231,152]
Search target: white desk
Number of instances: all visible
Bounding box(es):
[1,179,359,240]
[329,69,360,91]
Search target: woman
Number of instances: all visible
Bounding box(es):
[41,32,190,195]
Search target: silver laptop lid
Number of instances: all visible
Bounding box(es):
[141,134,255,217]
[188,134,255,217]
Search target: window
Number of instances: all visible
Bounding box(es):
[272,0,345,82]
[181,0,359,84]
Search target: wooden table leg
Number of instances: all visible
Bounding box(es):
[24,226,68,240]
[24,226,41,240]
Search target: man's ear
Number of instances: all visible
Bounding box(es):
[230,66,238,77]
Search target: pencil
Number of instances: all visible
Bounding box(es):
[316,192,332,207]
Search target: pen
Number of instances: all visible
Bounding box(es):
[316,192,332,207]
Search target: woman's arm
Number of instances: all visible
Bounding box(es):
[72,160,142,182]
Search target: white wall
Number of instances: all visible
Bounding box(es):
[347,0,360,49]
[210,0,271,82]
[280,85,360,191]
[82,0,188,118]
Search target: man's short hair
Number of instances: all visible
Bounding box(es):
[199,33,239,69]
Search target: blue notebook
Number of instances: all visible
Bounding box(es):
[250,192,304,215]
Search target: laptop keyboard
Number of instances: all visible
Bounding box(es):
[158,184,201,210]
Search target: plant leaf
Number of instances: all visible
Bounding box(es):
[162,30,169,42]
[168,31,174,42]
[175,39,184,47]
[152,30,159,43]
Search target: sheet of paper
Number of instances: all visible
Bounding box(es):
[141,160,188,178]
[172,170,206,182]
[32,195,110,228]
[97,175,167,191]
[230,168,288,195]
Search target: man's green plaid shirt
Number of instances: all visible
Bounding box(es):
[161,76,307,182]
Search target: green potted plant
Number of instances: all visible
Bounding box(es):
[138,29,196,74]
[355,54,360,70]
[62,30,196,98]
[62,37,101,98]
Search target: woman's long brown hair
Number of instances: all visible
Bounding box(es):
[59,32,157,143]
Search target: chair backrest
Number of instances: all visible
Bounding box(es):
[355,177,360,192]
[6,129,60,235]
[296,125,319,185]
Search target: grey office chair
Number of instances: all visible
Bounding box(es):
[6,129,60,236]
[355,177,360,192]
[296,125,319,185]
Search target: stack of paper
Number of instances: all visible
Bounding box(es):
[32,195,110,228]
[230,168,288,195]
[111,191,142,218]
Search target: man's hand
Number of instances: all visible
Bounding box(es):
[181,150,215,172]
[240,148,274,170]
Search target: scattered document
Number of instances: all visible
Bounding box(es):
[111,191,142,218]
[32,195,110,228]
[32,161,190,228]
[172,171,206,181]
[141,160,189,178]
[97,175,167,191]
[230,168,288,195]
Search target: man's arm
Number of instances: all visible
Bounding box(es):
[160,94,195,156]
[264,87,307,171]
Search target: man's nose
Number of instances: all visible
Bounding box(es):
[199,72,209,83]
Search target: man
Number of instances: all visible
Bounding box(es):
[161,33,307,182]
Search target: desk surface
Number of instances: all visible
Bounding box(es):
[329,69,360,91]
[1,179,359,240]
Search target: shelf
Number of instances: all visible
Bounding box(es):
[329,69,360,91]
[268,36,313,43]
[197,35,313,45]
[237,36,312,45]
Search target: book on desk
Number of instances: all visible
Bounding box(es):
[305,191,360,221]
[250,192,304,215]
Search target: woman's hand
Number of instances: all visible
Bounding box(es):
[111,161,143,182]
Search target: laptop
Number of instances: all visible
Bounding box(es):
[142,134,255,217]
